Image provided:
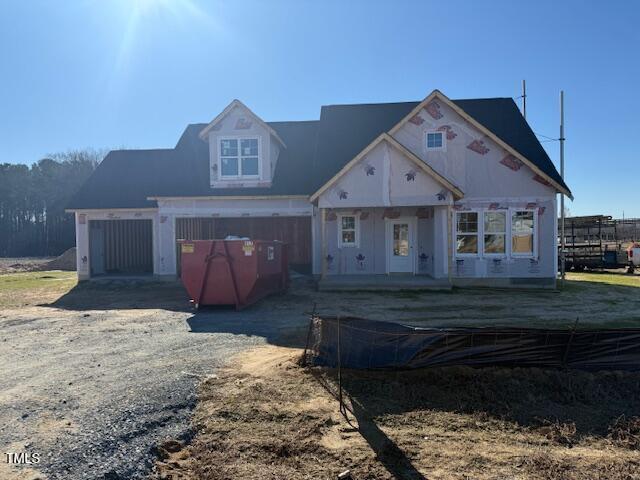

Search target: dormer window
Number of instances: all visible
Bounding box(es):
[219,137,260,179]
[426,131,445,151]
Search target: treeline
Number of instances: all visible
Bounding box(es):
[0,150,103,257]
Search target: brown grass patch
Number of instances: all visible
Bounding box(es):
[608,415,640,450]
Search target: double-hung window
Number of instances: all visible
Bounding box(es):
[338,215,359,248]
[511,210,535,256]
[219,137,260,178]
[426,131,445,151]
[455,208,537,258]
[455,212,479,255]
[484,211,506,255]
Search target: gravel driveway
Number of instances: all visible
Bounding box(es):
[0,279,311,480]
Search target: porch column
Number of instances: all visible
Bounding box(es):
[156,213,177,278]
[75,212,90,281]
[320,208,327,279]
[433,206,450,279]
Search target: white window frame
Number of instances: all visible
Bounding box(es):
[426,130,446,152]
[483,210,508,257]
[337,214,360,248]
[509,208,538,258]
[453,208,538,259]
[454,210,480,257]
[218,136,261,180]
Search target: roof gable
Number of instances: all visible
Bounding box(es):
[311,101,418,193]
[388,90,571,198]
[198,99,286,147]
[310,133,463,203]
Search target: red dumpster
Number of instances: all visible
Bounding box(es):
[178,239,289,309]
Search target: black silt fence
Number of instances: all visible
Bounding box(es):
[305,316,640,371]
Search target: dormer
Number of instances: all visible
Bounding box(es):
[199,100,286,188]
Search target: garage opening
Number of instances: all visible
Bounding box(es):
[175,217,311,274]
[89,220,153,277]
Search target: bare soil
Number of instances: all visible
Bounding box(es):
[0,257,55,274]
[153,346,640,480]
[0,249,76,275]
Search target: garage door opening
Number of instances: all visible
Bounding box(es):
[175,217,311,274]
[89,220,153,277]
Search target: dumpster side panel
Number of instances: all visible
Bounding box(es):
[179,239,288,308]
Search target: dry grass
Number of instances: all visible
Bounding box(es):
[567,271,640,289]
[0,270,77,308]
[152,346,640,480]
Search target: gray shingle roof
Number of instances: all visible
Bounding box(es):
[67,97,569,210]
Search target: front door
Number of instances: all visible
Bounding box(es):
[387,218,415,273]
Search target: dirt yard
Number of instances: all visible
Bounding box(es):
[0,257,55,274]
[153,345,640,480]
[2,269,640,479]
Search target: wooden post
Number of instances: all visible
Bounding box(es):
[447,205,452,285]
[560,91,566,283]
[321,208,327,280]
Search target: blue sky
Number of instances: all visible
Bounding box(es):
[1,0,638,217]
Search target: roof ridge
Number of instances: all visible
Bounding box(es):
[267,119,319,125]
[321,100,420,108]
[109,148,174,153]
[321,98,516,110]
[453,97,514,102]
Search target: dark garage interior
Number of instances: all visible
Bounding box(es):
[89,219,153,276]
[175,216,311,273]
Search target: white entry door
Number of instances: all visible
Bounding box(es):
[387,218,415,273]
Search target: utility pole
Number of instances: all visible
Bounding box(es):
[522,80,527,119]
[560,90,566,284]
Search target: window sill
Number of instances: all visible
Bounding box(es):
[219,176,261,181]
[210,179,272,189]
